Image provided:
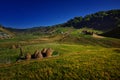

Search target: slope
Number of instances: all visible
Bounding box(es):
[0,42,120,80]
[4,9,120,37]
[0,26,14,39]
[102,27,120,39]
[62,9,120,31]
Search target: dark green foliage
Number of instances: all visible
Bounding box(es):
[63,9,120,31]
[102,27,120,38]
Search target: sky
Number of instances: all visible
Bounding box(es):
[0,0,120,29]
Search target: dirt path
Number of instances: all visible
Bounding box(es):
[92,33,105,38]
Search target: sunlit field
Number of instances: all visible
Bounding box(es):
[0,34,120,80]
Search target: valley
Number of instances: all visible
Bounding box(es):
[0,9,120,80]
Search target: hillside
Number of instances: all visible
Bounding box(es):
[0,34,120,80]
[0,9,120,79]
[6,10,120,32]
[62,9,120,31]
[102,27,120,39]
[4,9,120,39]
[0,26,14,39]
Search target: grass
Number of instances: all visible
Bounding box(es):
[0,44,120,80]
[0,43,90,63]
[0,29,120,80]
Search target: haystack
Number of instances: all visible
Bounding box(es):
[25,53,31,60]
[11,45,16,49]
[32,50,39,59]
[36,51,43,59]
[46,48,53,57]
[41,48,47,57]
[16,44,21,48]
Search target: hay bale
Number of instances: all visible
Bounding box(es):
[46,48,53,57]
[11,45,16,49]
[25,53,31,60]
[41,48,47,57]
[32,50,39,59]
[36,51,43,59]
[16,44,21,48]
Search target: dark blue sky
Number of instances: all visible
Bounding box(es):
[0,0,120,29]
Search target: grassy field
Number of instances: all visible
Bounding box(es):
[0,32,120,80]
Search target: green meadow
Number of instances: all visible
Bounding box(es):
[0,32,120,80]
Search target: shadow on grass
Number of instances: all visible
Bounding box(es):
[114,49,120,53]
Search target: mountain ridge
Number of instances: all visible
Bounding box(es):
[62,9,120,31]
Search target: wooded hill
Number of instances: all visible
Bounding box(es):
[61,9,120,31]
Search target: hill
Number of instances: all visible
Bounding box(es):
[4,9,119,39]
[62,9,120,31]
[0,26,14,39]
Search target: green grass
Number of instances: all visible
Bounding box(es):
[0,31,120,80]
[0,33,45,48]
[0,42,120,80]
[70,27,103,37]
[0,43,90,63]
